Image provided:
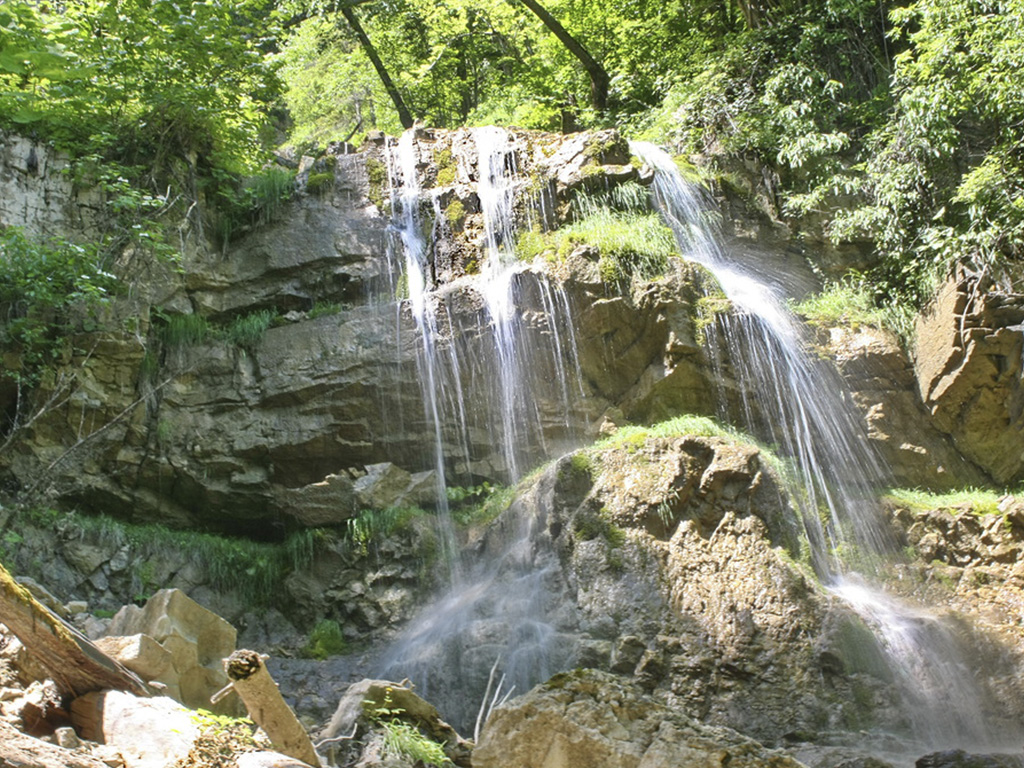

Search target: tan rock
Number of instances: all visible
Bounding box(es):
[72,690,199,768]
[473,670,804,768]
[913,273,1024,484]
[94,634,173,682]
[106,589,237,713]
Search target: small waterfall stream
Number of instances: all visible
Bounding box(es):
[632,141,1003,751]
[375,128,583,727]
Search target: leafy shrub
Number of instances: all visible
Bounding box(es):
[303,618,347,659]
[0,227,114,384]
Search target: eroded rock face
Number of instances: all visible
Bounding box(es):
[473,669,804,768]
[1,127,716,532]
[824,324,988,489]
[914,273,1024,484]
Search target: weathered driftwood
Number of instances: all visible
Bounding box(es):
[0,563,150,698]
[224,649,321,767]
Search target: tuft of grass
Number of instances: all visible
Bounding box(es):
[450,484,516,528]
[513,181,676,282]
[379,720,451,767]
[561,210,676,282]
[791,277,917,344]
[344,506,427,550]
[308,301,345,319]
[156,313,213,349]
[884,487,1006,516]
[595,414,741,450]
[223,309,275,351]
[303,618,347,659]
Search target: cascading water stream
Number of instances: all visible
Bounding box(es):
[384,131,461,576]
[375,127,587,731]
[631,140,1004,750]
[475,126,527,480]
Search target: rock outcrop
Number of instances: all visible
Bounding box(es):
[914,272,1024,484]
[823,324,988,489]
[474,669,804,768]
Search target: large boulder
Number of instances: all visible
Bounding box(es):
[103,589,238,713]
[71,690,199,768]
[914,273,1024,484]
[473,669,804,768]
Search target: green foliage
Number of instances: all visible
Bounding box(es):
[522,182,676,282]
[595,414,743,449]
[0,227,114,385]
[308,301,346,319]
[444,199,466,226]
[379,719,451,767]
[3,505,324,607]
[434,148,457,186]
[223,310,275,352]
[363,687,452,767]
[344,506,427,551]
[884,487,1006,516]
[0,0,282,174]
[185,710,262,767]
[792,279,888,329]
[213,167,296,246]
[365,157,387,211]
[830,0,1024,300]
[155,313,214,350]
[449,483,516,527]
[306,172,335,194]
[303,618,347,659]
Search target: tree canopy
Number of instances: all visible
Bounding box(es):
[0,0,1022,307]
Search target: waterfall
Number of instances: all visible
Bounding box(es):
[475,125,528,480]
[374,129,585,729]
[384,131,461,575]
[631,141,1004,750]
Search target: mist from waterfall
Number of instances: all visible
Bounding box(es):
[631,140,1006,750]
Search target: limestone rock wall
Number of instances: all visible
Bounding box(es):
[914,272,1024,484]
[0,131,105,238]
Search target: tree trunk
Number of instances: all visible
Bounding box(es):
[340,5,415,130]
[0,564,150,699]
[516,0,609,112]
[225,649,321,767]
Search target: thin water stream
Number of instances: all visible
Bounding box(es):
[632,140,1005,751]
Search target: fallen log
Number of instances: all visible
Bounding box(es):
[224,649,321,767]
[0,562,150,698]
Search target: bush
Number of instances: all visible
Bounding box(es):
[303,619,347,659]
[0,227,114,384]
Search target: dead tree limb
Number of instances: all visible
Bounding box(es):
[225,650,321,767]
[0,563,151,699]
